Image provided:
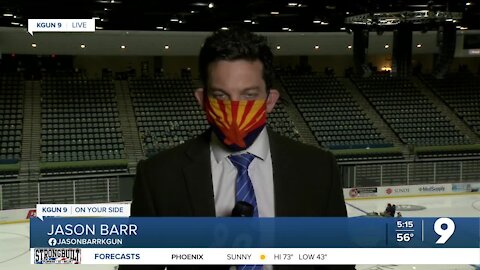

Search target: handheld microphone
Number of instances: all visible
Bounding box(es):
[231,201,254,217]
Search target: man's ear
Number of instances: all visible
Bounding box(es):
[266,89,280,113]
[194,88,205,108]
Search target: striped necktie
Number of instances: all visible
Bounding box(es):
[229,153,263,270]
[229,153,259,217]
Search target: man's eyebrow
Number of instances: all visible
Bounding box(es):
[209,87,227,93]
[242,87,261,92]
[209,87,261,92]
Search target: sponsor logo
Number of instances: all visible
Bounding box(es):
[26,209,37,219]
[452,183,479,192]
[394,187,409,193]
[396,205,426,211]
[34,248,81,264]
[452,184,469,192]
[385,187,410,195]
[418,186,445,192]
[349,187,377,198]
[349,188,358,198]
[357,187,377,194]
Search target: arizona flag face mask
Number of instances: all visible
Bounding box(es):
[205,97,267,151]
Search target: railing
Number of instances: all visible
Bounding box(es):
[1,159,479,211]
[340,159,480,188]
[0,177,120,211]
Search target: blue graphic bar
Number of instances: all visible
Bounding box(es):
[30,217,479,248]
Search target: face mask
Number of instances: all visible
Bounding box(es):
[205,97,267,151]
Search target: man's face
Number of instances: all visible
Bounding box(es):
[195,59,279,113]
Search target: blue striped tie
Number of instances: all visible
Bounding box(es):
[229,153,258,217]
[229,153,263,270]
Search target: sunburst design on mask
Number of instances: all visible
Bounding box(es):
[206,97,267,148]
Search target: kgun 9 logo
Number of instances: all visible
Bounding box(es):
[434,218,455,244]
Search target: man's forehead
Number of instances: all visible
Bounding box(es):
[207,59,263,70]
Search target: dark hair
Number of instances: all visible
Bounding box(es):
[199,27,274,91]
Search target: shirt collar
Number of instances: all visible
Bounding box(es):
[210,127,269,163]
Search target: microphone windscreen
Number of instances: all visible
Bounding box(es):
[231,201,254,217]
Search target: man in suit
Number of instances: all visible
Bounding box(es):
[120,28,354,270]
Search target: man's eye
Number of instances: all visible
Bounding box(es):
[213,93,226,99]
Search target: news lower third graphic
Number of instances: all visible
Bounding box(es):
[29,205,480,265]
[27,19,95,35]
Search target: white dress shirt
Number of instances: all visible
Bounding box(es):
[210,127,275,218]
[210,128,274,270]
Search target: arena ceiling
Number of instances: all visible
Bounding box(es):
[0,0,478,32]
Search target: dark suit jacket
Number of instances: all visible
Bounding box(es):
[120,129,354,270]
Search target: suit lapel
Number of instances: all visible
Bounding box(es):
[182,129,301,217]
[268,129,299,217]
[182,130,216,217]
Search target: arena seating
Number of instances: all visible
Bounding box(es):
[351,73,471,146]
[129,78,209,157]
[280,74,393,150]
[0,75,23,181]
[421,72,480,135]
[0,75,23,164]
[40,78,127,172]
[267,100,302,141]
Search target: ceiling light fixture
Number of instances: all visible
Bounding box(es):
[121,45,126,49]
[164,45,169,49]
[276,45,281,50]
[80,44,86,49]
[31,43,37,48]
[208,2,214,8]
[347,45,352,49]
[221,27,228,30]
[314,45,320,49]
[385,44,389,48]
[271,11,279,15]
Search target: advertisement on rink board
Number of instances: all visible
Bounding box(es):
[347,187,378,198]
[343,183,466,199]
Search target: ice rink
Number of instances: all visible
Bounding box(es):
[0,193,479,270]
